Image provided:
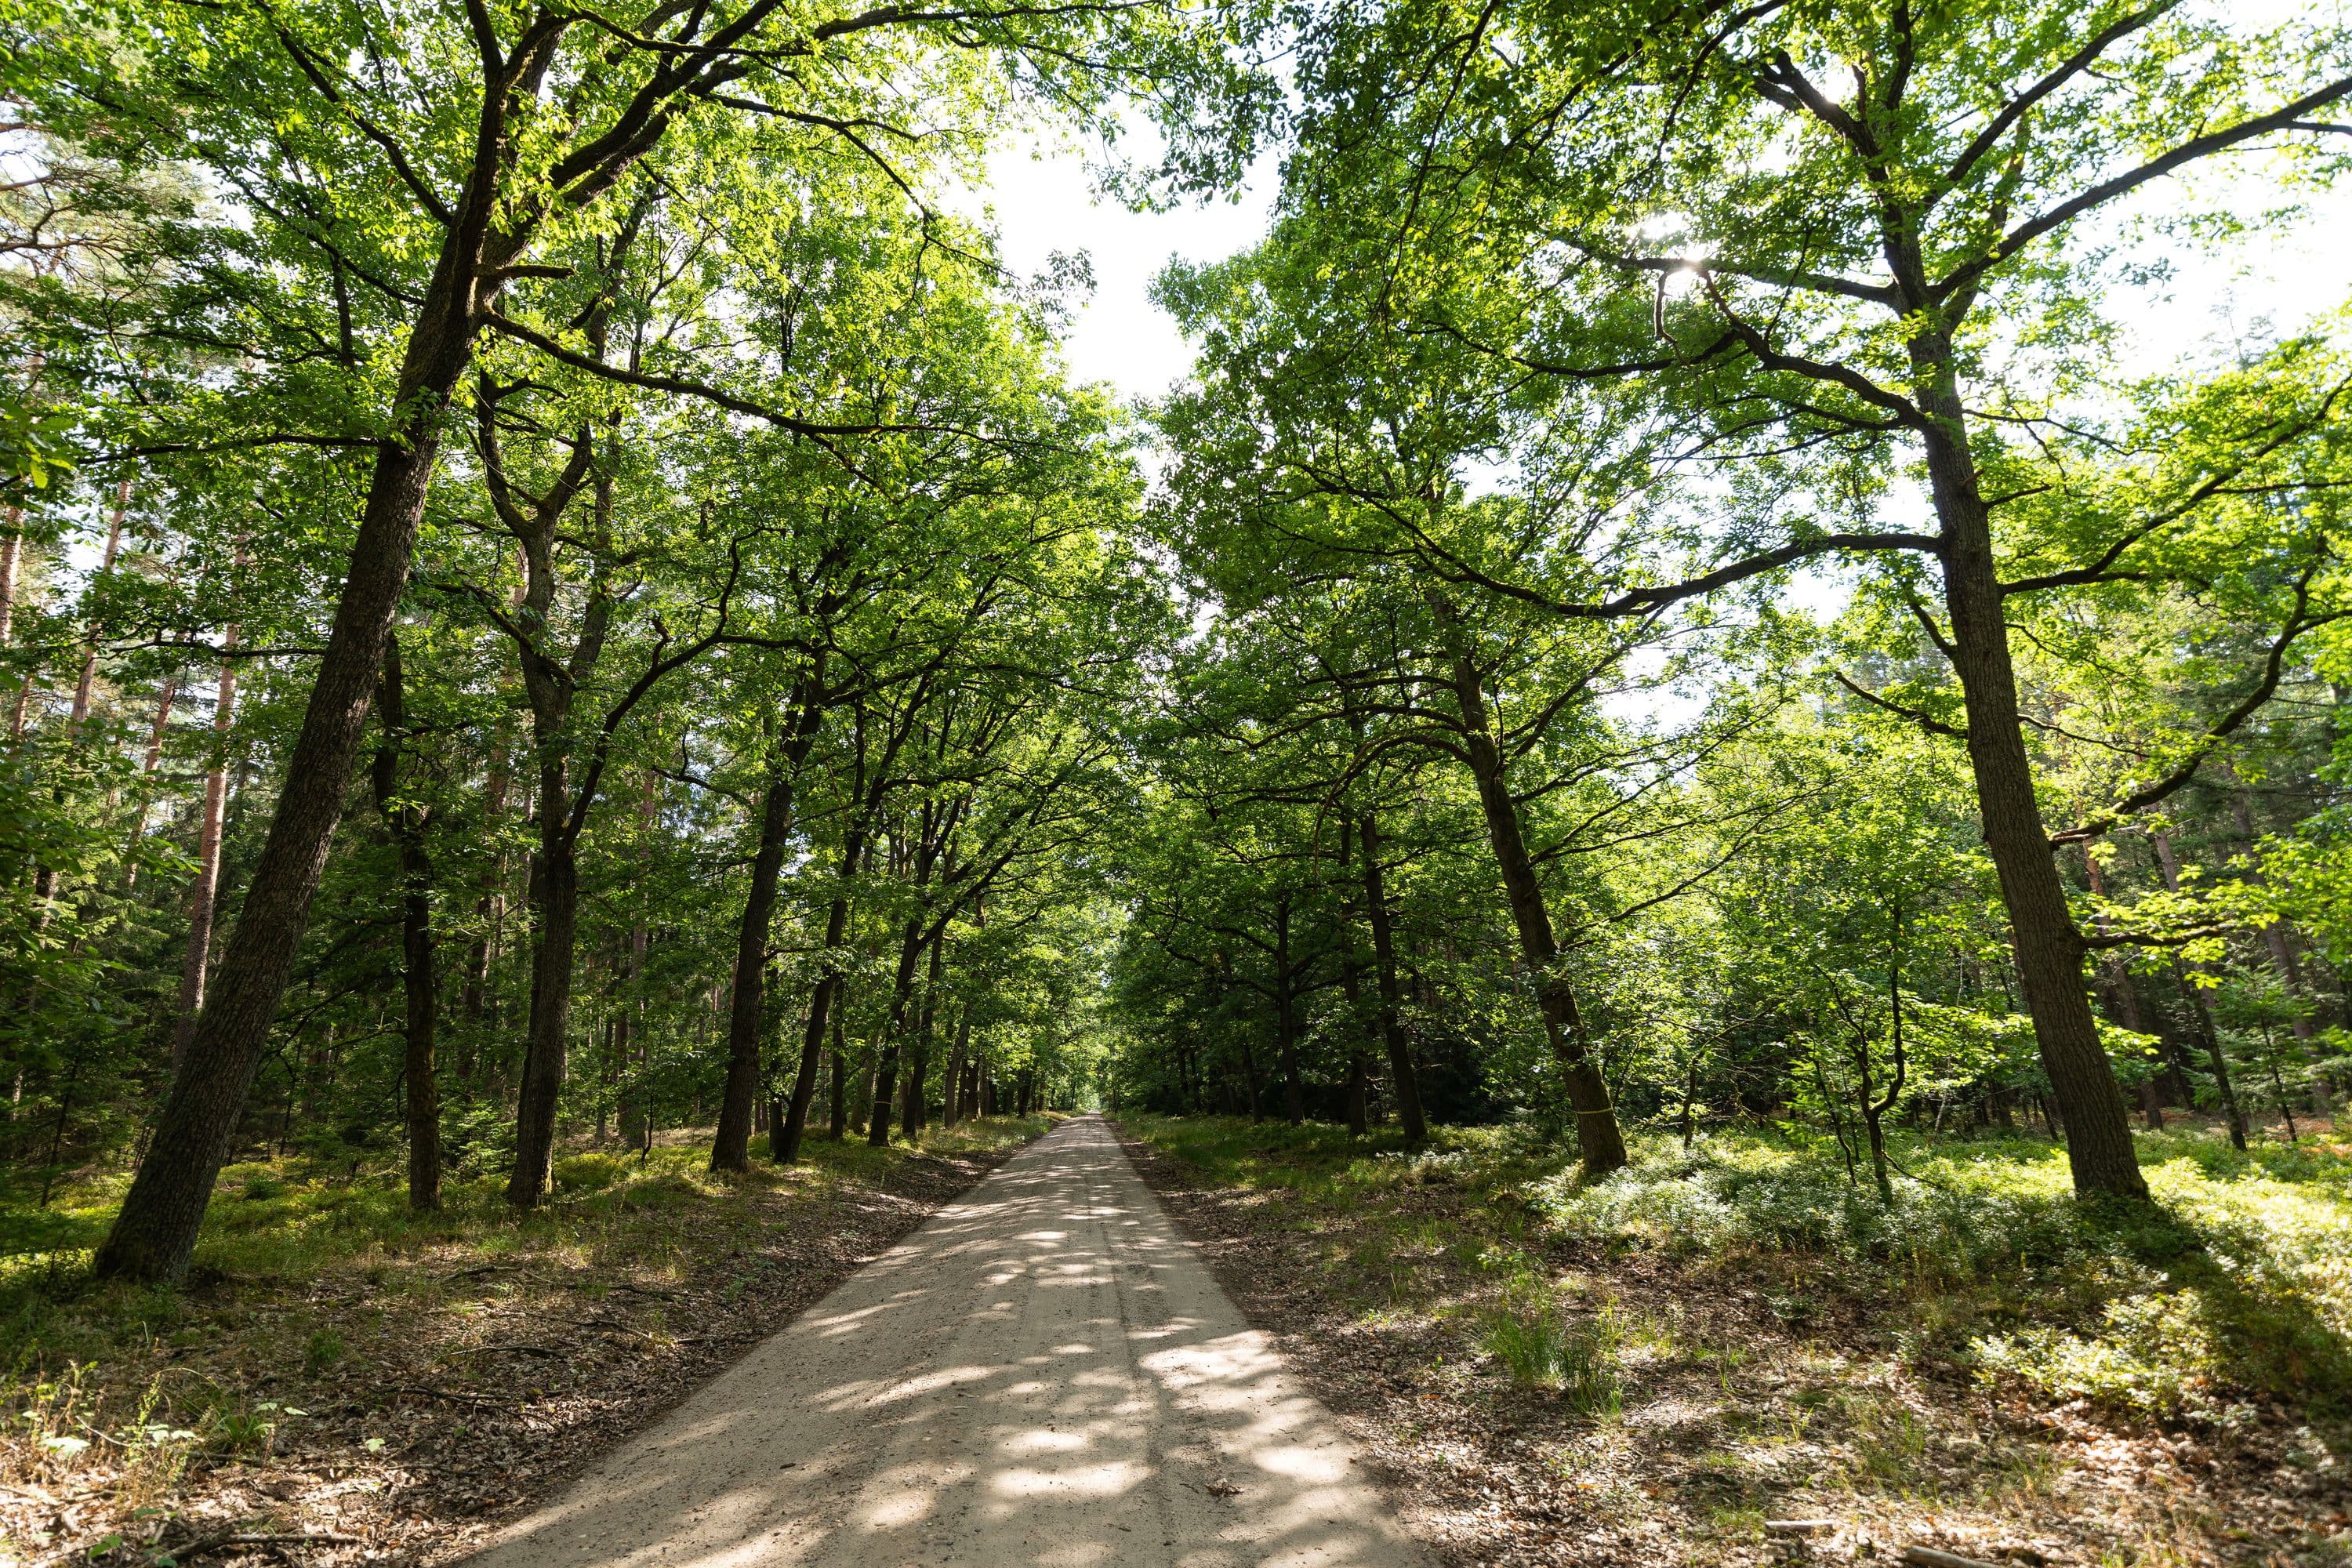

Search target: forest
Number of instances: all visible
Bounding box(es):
[4,0,2352,1564]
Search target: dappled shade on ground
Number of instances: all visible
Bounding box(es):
[461,1116,1428,1568]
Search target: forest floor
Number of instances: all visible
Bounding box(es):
[0,1116,1055,1568]
[1116,1112,2352,1568]
[452,1116,1428,1568]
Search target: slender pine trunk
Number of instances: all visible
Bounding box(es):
[1358,809,1428,1142]
[779,843,858,1162]
[172,637,238,1073]
[508,757,579,1206]
[713,767,796,1172]
[372,633,439,1210]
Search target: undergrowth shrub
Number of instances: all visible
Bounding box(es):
[1127,1114,2352,1425]
[1529,1130,2352,1421]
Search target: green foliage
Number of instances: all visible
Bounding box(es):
[1482,1294,1624,1415]
[1128,1112,2352,1422]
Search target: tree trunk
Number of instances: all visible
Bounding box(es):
[779,863,856,1163]
[1272,900,1306,1125]
[96,205,495,1279]
[1215,952,1264,1121]
[0,510,19,648]
[837,992,856,1142]
[1336,909,1370,1136]
[903,937,943,1138]
[508,756,579,1206]
[713,677,826,1171]
[372,633,439,1211]
[1436,615,1625,1174]
[172,636,239,1074]
[1358,810,1428,1142]
[712,767,797,1172]
[2151,831,2248,1149]
[1912,338,2147,1200]
[944,1005,970,1125]
[868,918,927,1148]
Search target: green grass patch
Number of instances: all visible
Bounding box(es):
[1120,1112,2352,1425]
[0,1116,1052,1371]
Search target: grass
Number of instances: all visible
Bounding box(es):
[2,1117,1047,1310]
[0,1115,1053,1559]
[1124,1112,2352,1566]
[1482,1294,1624,1414]
[1123,1112,2352,1427]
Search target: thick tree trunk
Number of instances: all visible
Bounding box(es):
[1913,342,2146,1200]
[508,758,579,1206]
[1357,810,1428,1142]
[97,426,454,1280]
[1437,625,1625,1174]
[94,174,503,1279]
[372,633,439,1210]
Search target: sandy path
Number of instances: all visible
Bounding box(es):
[459,1115,1428,1568]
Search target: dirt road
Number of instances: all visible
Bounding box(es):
[459,1114,1428,1568]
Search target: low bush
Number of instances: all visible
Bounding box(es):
[1125,1112,2352,1424]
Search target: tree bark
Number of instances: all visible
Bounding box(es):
[0,509,19,648]
[94,125,520,1274]
[1436,616,1625,1173]
[98,425,456,1280]
[509,751,579,1203]
[712,676,826,1169]
[372,632,440,1210]
[1272,898,1306,1125]
[1911,332,2147,1200]
[171,632,238,1073]
[903,936,944,1138]
[712,768,794,1171]
[944,1004,970,1125]
[779,840,858,1163]
[868,916,927,1147]
[1357,809,1427,1141]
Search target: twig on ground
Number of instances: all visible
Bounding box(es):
[386,1385,504,1405]
[1902,1545,2006,1568]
